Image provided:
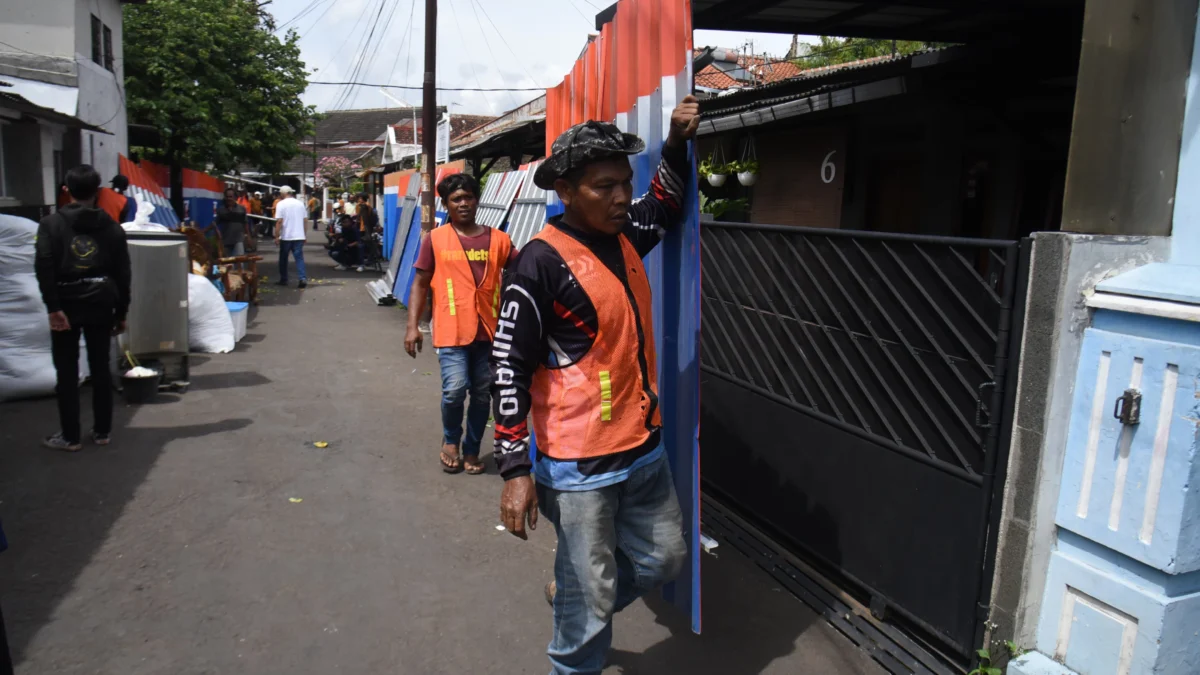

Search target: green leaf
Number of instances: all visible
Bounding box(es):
[124,0,316,173]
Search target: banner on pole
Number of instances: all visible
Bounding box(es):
[436,113,451,164]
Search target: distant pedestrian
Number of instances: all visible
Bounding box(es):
[215,188,249,260]
[306,193,319,228]
[35,164,131,452]
[405,174,514,475]
[98,174,136,224]
[273,185,308,289]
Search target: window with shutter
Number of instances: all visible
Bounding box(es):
[103,26,113,72]
[91,15,102,65]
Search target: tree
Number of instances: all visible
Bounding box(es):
[124,0,316,215]
[793,36,948,69]
[315,156,363,190]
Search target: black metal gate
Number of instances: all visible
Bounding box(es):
[699,221,1024,658]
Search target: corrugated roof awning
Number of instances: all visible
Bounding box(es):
[0,88,111,134]
[449,115,546,160]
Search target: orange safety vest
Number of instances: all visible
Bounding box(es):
[96,188,128,223]
[429,225,513,348]
[529,226,661,461]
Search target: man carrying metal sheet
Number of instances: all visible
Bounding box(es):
[492,96,700,674]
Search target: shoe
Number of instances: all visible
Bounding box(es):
[356,266,365,273]
[544,580,556,606]
[275,280,289,286]
[298,281,308,289]
[418,321,432,334]
[91,430,111,446]
[43,432,82,452]
[333,264,348,271]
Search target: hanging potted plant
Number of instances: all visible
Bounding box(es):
[736,136,759,186]
[700,147,730,187]
[734,159,760,186]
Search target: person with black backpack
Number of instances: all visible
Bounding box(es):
[35,165,131,452]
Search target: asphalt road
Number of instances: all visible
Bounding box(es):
[0,235,883,675]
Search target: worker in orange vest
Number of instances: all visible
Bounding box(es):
[96,175,136,224]
[404,174,514,476]
[491,98,700,673]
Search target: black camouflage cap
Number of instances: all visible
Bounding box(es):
[533,120,645,190]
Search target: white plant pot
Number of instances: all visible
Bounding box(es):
[707,173,727,187]
[737,171,759,186]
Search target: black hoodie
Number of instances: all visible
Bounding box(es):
[35,203,132,323]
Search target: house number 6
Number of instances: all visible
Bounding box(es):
[821,151,837,184]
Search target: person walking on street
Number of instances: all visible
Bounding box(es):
[215,188,249,260]
[492,97,700,674]
[274,185,308,289]
[308,193,320,230]
[405,174,514,476]
[35,164,131,452]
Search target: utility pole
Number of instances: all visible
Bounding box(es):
[420,0,437,233]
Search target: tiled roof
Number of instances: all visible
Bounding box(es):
[388,113,497,144]
[694,50,804,91]
[313,107,445,144]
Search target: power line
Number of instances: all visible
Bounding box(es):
[473,0,540,88]
[343,0,404,109]
[564,0,594,28]
[465,0,514,110]
[331,0,390,110]
[299,0,339,39]
[275,0,325,32]
[310,80,546,92]
[447,0,493,114]
[470,0,536,90]
[578,0,603,9]
[383,0,417,90]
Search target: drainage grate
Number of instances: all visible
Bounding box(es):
[702,496,960,675]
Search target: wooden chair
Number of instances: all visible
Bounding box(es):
[182,226,264,304]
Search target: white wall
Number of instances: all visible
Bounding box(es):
[0,0,75,59]
[73,0,127,182]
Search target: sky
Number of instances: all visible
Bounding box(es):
[267,0,807,116]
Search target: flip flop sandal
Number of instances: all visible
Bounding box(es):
[464,459,486,475]
[440,447,464,474]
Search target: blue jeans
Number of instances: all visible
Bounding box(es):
[278,239,306,283]
[537,454,686,675]
[437,341,491,458]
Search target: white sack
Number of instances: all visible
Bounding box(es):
[187,274,234,354]
[121,197,170,232]
[0,215,90,402]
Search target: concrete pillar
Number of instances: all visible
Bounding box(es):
[1010,4,1200,675]
[1059,0,1197,236]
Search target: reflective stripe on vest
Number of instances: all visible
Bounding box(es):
[530,226,661,461]
[428,225,513,348]
[599,371,613,422]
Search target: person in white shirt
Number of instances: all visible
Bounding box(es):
[341,191,357,217]
[273,185,309,289]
